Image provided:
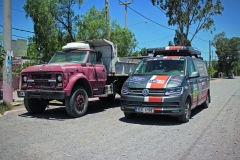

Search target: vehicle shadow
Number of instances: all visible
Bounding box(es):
[19,98,121,120]
[119,115,181,126]
[119,106,206,126]
[87,98,121,114]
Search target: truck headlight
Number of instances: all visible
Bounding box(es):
[23,76,27,82]
[57,75,62,82]
[165,87,183,96]
[121,86,129,95]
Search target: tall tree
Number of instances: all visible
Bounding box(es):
[212,32,240,75]
[77,6,107,40]
[151,0,224,45]
[169,30,191,46]
[110,24,138,57]
[24,0,83,62]
[77,6,138,57]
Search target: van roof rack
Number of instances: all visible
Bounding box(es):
[147,46,201,58]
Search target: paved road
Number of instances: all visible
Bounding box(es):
[0,77,240,160]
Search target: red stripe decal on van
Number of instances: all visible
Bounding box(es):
[148,75,170,89]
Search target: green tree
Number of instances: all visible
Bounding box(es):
[169,30,191,46]
[151,0,224,45]
[77,6,107,40]
[132,47,147,56]
[77,6,138,57]
[212,32,240,75]
[110,25,137,57]
[23,0,83,62]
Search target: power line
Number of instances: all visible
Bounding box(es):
[0,25,34,33]
[0,4,25,13]
[149,0,166,15]
[118,0,175,31]
[127,1,209,43]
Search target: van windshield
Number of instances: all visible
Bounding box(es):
[49,51,88,64]
[134,59,186,76]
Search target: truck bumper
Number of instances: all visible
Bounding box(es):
[17,90,66,100]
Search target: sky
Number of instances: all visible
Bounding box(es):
[0,0,240,61]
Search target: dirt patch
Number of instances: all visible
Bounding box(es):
[11,103,25,111]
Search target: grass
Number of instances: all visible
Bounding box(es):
[0,101,14,115]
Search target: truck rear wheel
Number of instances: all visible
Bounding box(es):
[24,98,47,114]
[66,87,88,118]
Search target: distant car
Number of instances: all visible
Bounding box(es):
[228,74,234,79]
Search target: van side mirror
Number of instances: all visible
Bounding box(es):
[189,71,200,78]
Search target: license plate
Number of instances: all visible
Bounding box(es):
[135,107,154,113]
[18,91,25,97]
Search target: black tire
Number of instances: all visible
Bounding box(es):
[201,93,209,108]
[178,98,191,123]
[124,112,137,118]
[66,86,88,118]
[24,98,47,114]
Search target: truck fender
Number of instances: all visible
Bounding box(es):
[64,73,92,97]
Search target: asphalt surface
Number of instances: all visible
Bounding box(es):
[0,77,240,160]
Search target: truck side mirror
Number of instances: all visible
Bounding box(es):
[189,71,200,78]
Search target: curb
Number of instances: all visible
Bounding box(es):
[3,109,26,116]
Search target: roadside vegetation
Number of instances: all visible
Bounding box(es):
[0,101,14,115]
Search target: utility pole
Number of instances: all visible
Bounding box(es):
[105,0,110,40]
[119,0,133,28]
[3,0,13,103]
[209,40,211,68]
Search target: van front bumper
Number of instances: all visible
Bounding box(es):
[120,94,185,116]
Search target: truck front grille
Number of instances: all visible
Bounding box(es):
[21,72,63,90]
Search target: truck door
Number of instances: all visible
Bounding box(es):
[87,52,106,95]
[188,59,199,108]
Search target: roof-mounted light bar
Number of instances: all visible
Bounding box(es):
[147,46,201,58]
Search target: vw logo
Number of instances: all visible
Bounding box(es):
[142,88,149,96]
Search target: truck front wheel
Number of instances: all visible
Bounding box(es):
[24,98,47,114]
[66,87,88,118]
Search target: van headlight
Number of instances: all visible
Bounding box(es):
[121,86,130,95]
[165,87,183,96]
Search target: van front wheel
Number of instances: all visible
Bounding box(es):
[178,99,191,123]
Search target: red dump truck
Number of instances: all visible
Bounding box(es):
[18,39,141,117]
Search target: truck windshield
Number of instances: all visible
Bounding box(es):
[134,59,186,76]
[48,51,88,64]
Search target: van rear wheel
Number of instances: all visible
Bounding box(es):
[178,99,191,123]
[201,94,209,108]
